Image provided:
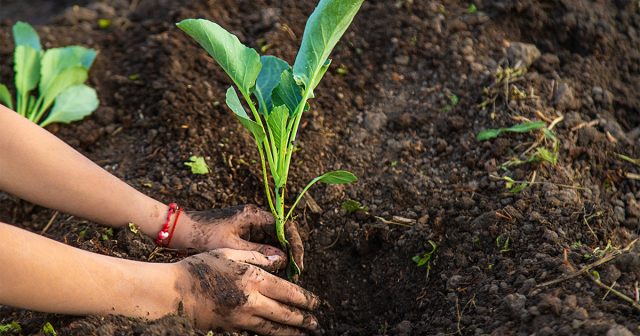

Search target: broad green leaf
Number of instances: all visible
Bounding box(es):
[177,19,262,95]
[14,45,41,96]
[307,59,331,99]
[266,104,289,151]
[40,46,96,94]
[225,87,266,142]
[504,121,546,133]
[292,0,364,93]
[184,156,210,175]
[316,170,358,184]
[0,84,13,109]
[272,70,303,116]
[254,56,289,115]
[13,21,41,51]
[476,128,502,141]
[40,84,98,126]
[40,66,88,115]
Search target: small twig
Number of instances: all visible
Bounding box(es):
[537,239,639,288]
[374,216,414,227]
[625,172,640,181]
[322,228,342,250]
[548,115,564,130]
[602,280,617,300]
[571,119,599,132]
[41,211,59,234]
[590,273,640,312]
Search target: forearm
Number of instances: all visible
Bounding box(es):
[0,222,179,318]
[0,105,167,237]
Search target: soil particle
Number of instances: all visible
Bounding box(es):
[364,112,387,132]
[607,325,635,336]
[507,41,541,68]
[504,293,527,318]
[554,82,581,111]
[392,320,413,336]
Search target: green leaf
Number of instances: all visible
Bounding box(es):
[225,87,266,142]
[476,128,502,141]
[534,147,558,165]
[341,199,368,214]
[0,84,14,109]
[292,0,364,93]
[42,322,57,336]
[477,121,546,141]
[177,19,262,95]
[13,21,41,51]
[254,56,290,115]
[0,321,21,334]
[184,156,210,175]
[40,46,96,95]
[272,70,303,116]
[316,170,357,184]
[266,104,289,151]
[40,84,98,126]
[14,45,41,97]
[285,170,357,222]
[504,121,546,133]
[40,66,88,116]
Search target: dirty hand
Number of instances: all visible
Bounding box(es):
[171,205,306,272]
[175,249,320,335]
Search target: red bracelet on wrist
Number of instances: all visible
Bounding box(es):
[156,203,179,246]
[167,207,182,247]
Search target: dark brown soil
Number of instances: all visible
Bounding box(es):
[2,0,640,335]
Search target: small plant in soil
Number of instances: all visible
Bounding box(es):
[0,321,21,335]
[177,0,363,279]
[412,240,437,279]
[0,22,99,126]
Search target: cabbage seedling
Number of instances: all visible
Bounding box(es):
[177,0,363,278]
[0,22,99,126]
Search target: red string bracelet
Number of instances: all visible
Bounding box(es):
[156,203,177,245]
[166,207,182,247]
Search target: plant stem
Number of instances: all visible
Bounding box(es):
[242,92,276,171]
[256,140,276,215]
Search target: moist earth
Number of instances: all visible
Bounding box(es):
[1,0,640,335]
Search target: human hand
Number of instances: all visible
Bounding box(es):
[175,249,320,335]
[171,205,306,273]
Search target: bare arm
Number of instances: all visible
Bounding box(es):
[0,222,178,318]
[0,104,169,239]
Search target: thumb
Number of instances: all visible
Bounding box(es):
[230,238,286,263]
[215,248,286,272]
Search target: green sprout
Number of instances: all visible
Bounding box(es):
[0,22,99,126]
[177,0,363,279]
[184,156,210,175]
[412,240,437,279]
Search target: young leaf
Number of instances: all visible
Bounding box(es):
[40,66,88,115]
[316,170,358,184]
[14,45,41,98]
[342,199,368,214]
[272,69,303,116]
[0,84,14,109]
[476,121,546,141]
[225,87,266,142]
[40,46,96,94]
[184,156,210,175]
[292,0,364,93]
[285,170,357,222]
[254,56,290,115]
[177,19,262,95]
[266,104,289,151]
[40,84,98,126]
[13,21,41,51]
[504,121,546,133]
[476,128,503,141]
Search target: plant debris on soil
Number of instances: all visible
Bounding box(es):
[2,0,640,335]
